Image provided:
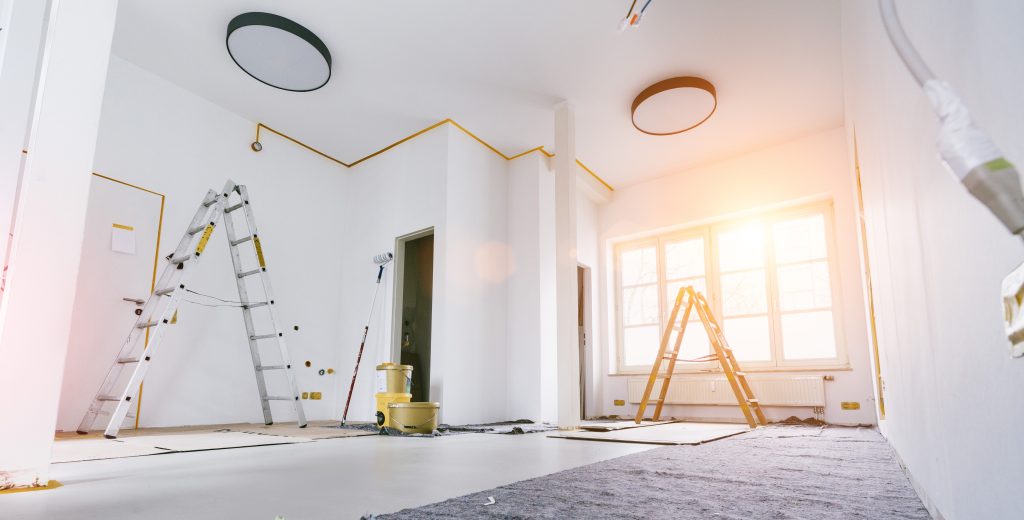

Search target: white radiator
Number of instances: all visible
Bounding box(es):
[628,375,826,407]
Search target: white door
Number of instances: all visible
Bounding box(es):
[55,174,162,432]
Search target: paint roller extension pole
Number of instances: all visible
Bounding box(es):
[879,0,1024,236]
[340,252,394,425]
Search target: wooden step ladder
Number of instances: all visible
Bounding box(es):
[634,286,768,428]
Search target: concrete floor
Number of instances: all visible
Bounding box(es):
[2,433,652,519]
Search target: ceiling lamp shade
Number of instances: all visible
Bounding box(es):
[631,76,717,136]
[226,12,332,92]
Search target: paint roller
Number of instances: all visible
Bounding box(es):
[341,251,394,425]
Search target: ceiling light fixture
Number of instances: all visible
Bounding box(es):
[226,12,332,92]
[630,76,717,136]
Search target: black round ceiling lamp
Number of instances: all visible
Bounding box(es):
[631,76,717,136]
[226,12,332,92]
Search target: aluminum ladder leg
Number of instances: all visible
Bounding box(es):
[77,190,223,438]
[219,180,306,427]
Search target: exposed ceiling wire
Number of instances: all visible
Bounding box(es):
[619,0,653,31]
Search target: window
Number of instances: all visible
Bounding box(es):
[614,202,844,372]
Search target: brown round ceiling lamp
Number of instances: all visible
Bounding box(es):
[631,76,717,136]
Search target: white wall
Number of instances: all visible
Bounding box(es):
[594,128,876,426]
[56,56,346,430]
[842,1,1024,518]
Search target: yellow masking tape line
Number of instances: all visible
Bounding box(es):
[112,223,134,231]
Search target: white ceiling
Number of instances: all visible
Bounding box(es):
[110,0,844,189]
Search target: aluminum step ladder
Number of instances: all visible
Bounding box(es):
[634,286,768,428]
[77,180,306,438]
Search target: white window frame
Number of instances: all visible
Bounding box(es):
[613,201,847,374]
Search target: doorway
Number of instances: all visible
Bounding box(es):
[393,229,434,403]
[56,174,164,431]
[578,264,592,420]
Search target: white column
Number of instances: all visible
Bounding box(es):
[554,102,581,428]
[0,0,119,489]
[0,0,50,270]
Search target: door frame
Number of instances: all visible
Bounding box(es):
[390,227,435,364]
[577,263,593,420]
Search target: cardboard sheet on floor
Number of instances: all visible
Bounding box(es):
[551,422,750,445]
[578,420,675,432]
[51,439,169,463]
[116,431,311,452]
[218,424,378,440]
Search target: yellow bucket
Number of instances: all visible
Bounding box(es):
[375,362,413,394]
[387,402,440,434]
[375,392,411,428]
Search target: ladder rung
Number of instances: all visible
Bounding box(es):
[97,395,123,402]
[94,410,135,418]
[187,224,207,235]
[170,253,193,264]
[256,365,285,371]
[747,399,759,403]
[117,357,140,364]
[238,268,263,278]
[734,371,746,376]
[155,286,178,296]
[230,236,253,246]
[136,321,160,329]
[250,333,280,340]
[244,301,269,309]
[225,202,244,213]
[265,396,296,401]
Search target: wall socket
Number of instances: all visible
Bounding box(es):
[613,399,625,406]
[310,392,322,400]
[841,401,860,410]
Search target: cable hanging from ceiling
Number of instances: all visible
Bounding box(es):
[619,0,654,31]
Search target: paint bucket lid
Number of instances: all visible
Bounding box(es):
[388,402,439,409]
[376,362,413,371]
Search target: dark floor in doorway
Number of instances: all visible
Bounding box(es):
[379,425,929,520]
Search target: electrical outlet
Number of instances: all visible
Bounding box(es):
[841,401,860,410]
[310,392,322,400]
[613,399,625,406]
[301,392,309,400]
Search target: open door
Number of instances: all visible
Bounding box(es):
[578,264,592,420]
[393,229,434,403]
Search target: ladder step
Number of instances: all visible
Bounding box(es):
[225,202,244,213]
[155,286,178,296]
[238,268,263,278]
[169,253,194,264]
[230,235,253,246]
[244,301,269,309]
[250,333,280,340]
[117,357,140,364]
[97,395,123,402]
[136,321,161,329]
[187,224,208,236]
[747,399,759,403]
[256,365,286,371]
[265,396,296,401]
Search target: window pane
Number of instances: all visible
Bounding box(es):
[621,246,657,285]
[717,223,765,272]
[720,270,767,316]
[722,316,771,361]
[774,214,827,264]
[666,278,707,318]
[778,261,832,311]
[623,285,658,325]
[781,311,837,360]
[665,237,705,279]
[623,326,661,366]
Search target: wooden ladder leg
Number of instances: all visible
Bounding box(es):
[635,287,686,424]
[724,349,768,425]
[652,299,694,421]
[695,294,758,429]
